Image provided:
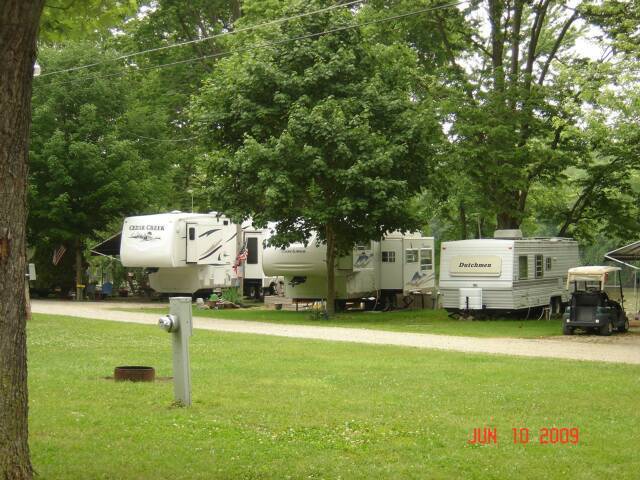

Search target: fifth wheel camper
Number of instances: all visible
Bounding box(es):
[439,230,580,313]
[262,232,435,307]
[119,211,269,296]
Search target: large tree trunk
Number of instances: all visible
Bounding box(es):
[458,201,467,240]
[325,224,337,316]
[496,211,520,230]
[0,1,44,478]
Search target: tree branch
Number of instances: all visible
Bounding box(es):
[537,11,579,85]
[509,0,524,107]
[488,0,506,91]
[524,0,552,89]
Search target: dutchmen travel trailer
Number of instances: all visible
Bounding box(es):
[262,232,435,307]
[117,211,270,296]
[439,230,580,313]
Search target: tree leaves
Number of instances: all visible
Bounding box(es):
[190,1,442,253]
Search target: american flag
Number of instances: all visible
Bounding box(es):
[232,246,248,274]
[52,245,66,266]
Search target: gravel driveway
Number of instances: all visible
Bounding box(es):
[31,300,640,365]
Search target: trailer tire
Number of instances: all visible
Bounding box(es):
[562,324,573,335]
[550,297,562,315]
[335,300,347,312]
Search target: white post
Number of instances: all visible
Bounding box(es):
[158,297,193,406]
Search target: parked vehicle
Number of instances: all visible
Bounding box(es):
[562,266,630,335]
[262,232,435,307]
[439,230,580,314]
[93,211,274,297]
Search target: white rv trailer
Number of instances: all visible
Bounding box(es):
[119,211,269,296]
[262,232,435,305]
[439,230,580,313]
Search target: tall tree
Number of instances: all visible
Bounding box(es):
[118,0,245,211]
[30,43,156,299]
[425,0,621,230]
[0,1,45,478]
[190,0,442,313]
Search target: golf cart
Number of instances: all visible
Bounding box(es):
[563,266,630,336]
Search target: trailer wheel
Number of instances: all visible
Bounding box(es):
[335,300,347,312]
[562,324,573,335]
[245,285,261,300]
[550,297,562,315]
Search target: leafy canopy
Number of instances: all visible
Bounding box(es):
[190,0,442,251]
[29,43,155,246]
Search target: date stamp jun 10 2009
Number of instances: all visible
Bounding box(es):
[467,427,580,446]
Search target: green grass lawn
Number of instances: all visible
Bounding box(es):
[29,314,639,479]
[123,305,564,338]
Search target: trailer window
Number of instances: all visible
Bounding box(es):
[405,249,418,263]
[518,256,528,279]
[420,249,433,271]
[246,237,258,264]
[356,242,371,251]
[188,227,195,241]
[535,255,544,278]
[545,257,552,271]
[382,251,396,263]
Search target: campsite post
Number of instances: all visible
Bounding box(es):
[158,297,193,406]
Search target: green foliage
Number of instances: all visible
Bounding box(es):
[111,0,247,212]
[583,0,640,57]
[40,0,138,43]
[190,1,442,251]
[29,42,161,285]
[416,0,640,238]
[28,0,640,284]
[221,287,240,303]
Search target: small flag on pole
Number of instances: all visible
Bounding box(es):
[52,245,66,266]
[232,245,248,274]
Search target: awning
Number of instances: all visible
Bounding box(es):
[605,241,640,270]
[90,232,122,257]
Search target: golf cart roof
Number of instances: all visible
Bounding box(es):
[567,266,621,287]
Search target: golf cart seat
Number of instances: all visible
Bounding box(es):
[571,292,603,322]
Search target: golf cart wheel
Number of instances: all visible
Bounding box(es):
[562,324,573,335]
[599,321,613,336]
[618,318,630,333]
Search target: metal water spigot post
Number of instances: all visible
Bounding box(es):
[158,297,193,406]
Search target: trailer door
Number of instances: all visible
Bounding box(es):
[243,235,261,280]
[380,239,402,290]
[403,239,433,291]
[186,222,198,263]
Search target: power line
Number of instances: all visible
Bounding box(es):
[38,0,366,78]
[128,134,204,143]
[39,1,468,88]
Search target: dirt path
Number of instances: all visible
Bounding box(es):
[31,300,640,365]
